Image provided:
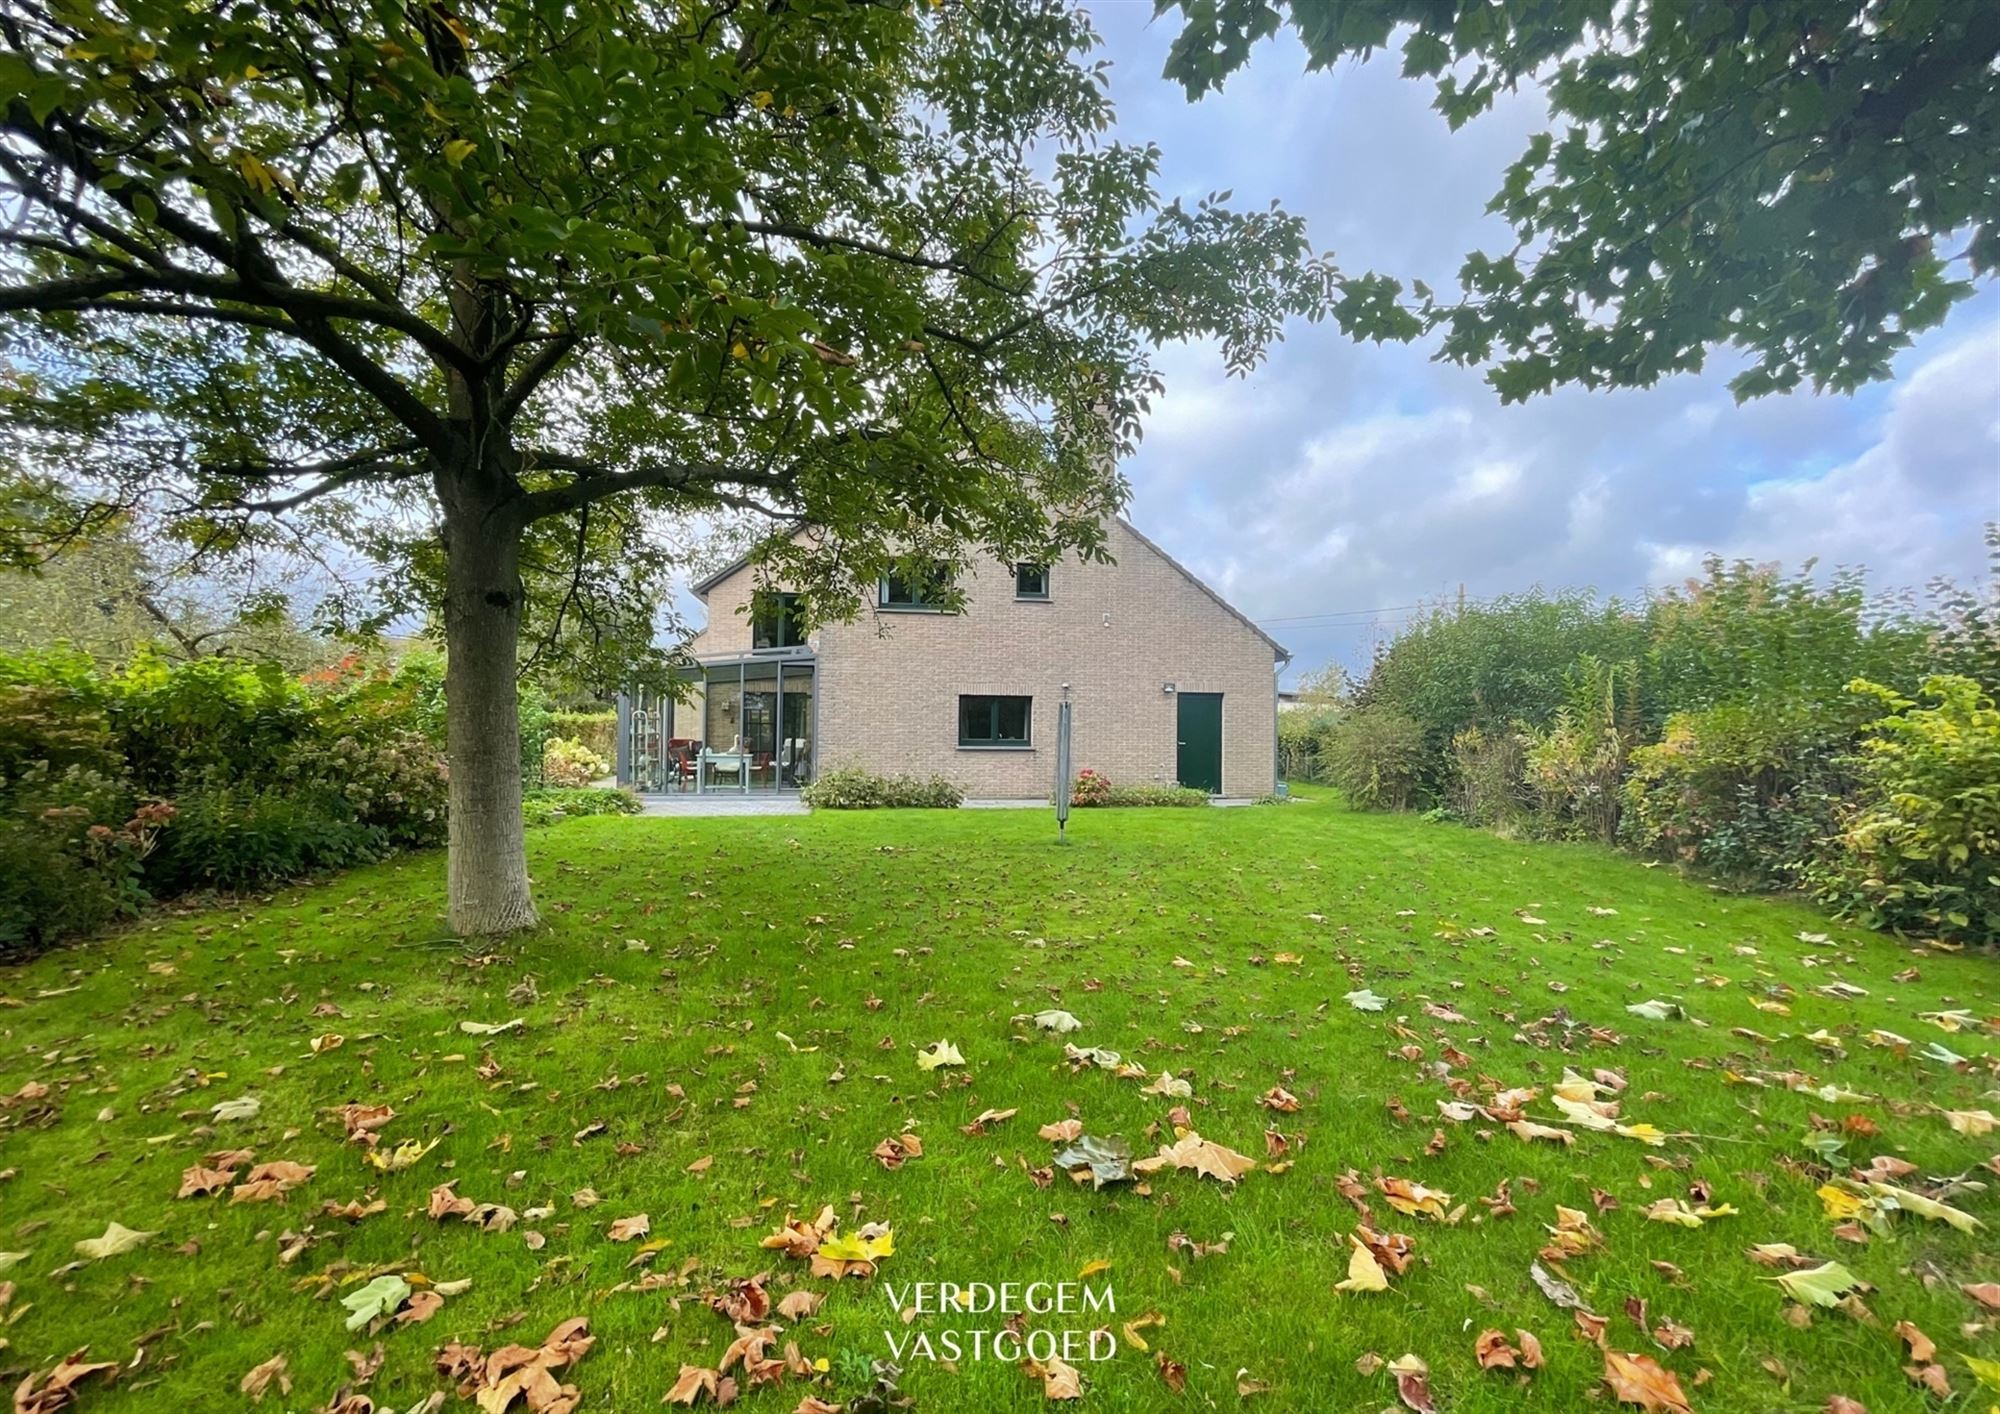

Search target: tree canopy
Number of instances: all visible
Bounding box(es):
[1157,0,2000,401]
[0,0,1330,930]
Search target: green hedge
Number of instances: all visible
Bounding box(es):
[548,710,616,759]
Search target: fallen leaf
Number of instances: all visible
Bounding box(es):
[1603,1350,1692,1412]
[74,1222,155,1261]
[239,1352,291,1402]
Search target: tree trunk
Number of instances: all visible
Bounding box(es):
[441,478,539,935]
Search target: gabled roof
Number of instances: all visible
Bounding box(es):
[688,517,1290,663]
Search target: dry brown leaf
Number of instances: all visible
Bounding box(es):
[607,1213,651,1242]
[14,1349,118,1414]
[1603,1351,1692,1413]
[177,1164,237,1199]
[1894,1320,1935,1363]
[1131,1130,1255,1184]
[239,1353,291,1402]
[1037,1119,1083,1143]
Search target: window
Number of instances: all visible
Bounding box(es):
[1014,563,1050,600]
[879,561,954,610]
[959,694,1031,748]
[751,592,807,651]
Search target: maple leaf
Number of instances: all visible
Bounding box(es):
[1038,1119,1083,1143]
[340,1274,410,1331]
[231,1160,315,1204]
[607,1213,651,1242]
[915,1039,964,1071]
[1028,1355,1083,1399]
[1335,1235,1388,1293]
[1053,1134,1135,1188]
[1376,1176,1451,1220]
[1387,1353,1436,1413]
[14,1349,118,1414]
[364,1137,440,1172]
[74,1222,155,1261]
[1773,1261,1864,1307]
[239,1353,291,1402]
[1256,1086,1300,1113]
[178,1163,238,1198]
[812,1223,894,1279]
[1603,1351,1691,1412]
[1133,1130,1255,1184]
[1509,1120,1574,1146]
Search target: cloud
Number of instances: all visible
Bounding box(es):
[1087,6,1998,680]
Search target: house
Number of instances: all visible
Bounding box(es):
[614,517,1288,799]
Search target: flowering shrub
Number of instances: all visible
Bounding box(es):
[0,648,453,949]
[1070,769,1112,806]
[542,735,610,788]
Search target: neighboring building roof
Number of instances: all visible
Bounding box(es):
[688,516,1290,663]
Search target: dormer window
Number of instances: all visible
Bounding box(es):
[1014,563,1050,600]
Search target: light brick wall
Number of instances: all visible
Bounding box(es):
[688,519,1282,797]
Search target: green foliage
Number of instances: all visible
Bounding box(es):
[146,784,385,895]
[1446,724,1526,830]
[1320,707,1425,811]
[1621,703,1847,886]
[1100,782,1211,808]
[521,787,641,828]
[1277,703,1342,782]
[0,648,447,944]
[1158,0,1999,401]
[1521,657,1637,843]
[540,736,610,789]
[547,711,617,759]
[1355,589,1646,802]
[801,769,963,810]
[1069,772,1208,807]
[1809,676,2000,944]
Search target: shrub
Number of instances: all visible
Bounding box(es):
[146,784,382,894]
[523,786,642,827]
[801,768,963,809]
[1070,769,1112,806]
[1447,724,1526,829]
[1621,701,1846,885]
[1520,657,1637,843]
[1320,707,1425,811]
[1277,704,1341,782]
[1808,675,2000,944]
[548,710,617,758]
[1102,783,1209,807]
[0,767,163,956]
[542,735,610,788]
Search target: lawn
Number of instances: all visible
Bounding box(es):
[4,796,1997,1413]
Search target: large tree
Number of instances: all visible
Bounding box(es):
[0,1,1330,932]
[1157,0,1999,401]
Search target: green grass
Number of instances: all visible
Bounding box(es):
[4,796,1996,1412]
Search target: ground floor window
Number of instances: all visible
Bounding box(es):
[958,694,1031,747]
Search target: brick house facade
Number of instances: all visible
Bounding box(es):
[616,518,1288,799]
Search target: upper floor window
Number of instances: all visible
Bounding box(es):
[959,694,1031,748]
[879,561,954,611]
[751,592,807,650]
[1014,563,1050,600]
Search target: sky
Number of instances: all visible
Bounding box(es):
[1072,1,2000,682]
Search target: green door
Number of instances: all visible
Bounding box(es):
[1176,692,1223,794]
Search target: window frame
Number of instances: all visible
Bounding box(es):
[957,693,1033,750]
[750,592,808,652]
[1013,562,1051,601]
[878,560,956,612]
